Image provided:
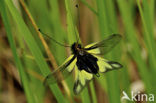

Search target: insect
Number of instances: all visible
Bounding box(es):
[39,28,123,94]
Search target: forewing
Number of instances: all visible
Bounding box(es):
[44,55,76,85]
[94,55,123,73]
[84,34,122,55]
[73,66,93,94]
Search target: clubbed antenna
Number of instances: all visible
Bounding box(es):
[38,29,70,47]
[75,3,81,44]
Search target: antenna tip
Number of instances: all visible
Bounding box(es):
[75,4,78,8]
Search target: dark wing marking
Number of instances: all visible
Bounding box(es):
[73,66,93,94]
[84,34,122,54]
[44,55,76,85]
[73,78,91,95]
[105,61,123,72]
[94,55,123,73]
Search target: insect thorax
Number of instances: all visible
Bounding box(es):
[71,43,99,74]
[71,42,83,55]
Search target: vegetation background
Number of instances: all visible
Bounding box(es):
[0,0,155,103]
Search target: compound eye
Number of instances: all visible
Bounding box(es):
[77,44,81,48]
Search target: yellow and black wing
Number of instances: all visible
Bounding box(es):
[94,55,122,73]
[44,55,77,85]
[73,66,93,94]
[84,34,122,73]
[84,34,122,55]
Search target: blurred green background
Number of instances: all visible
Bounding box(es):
[0,0,156,103]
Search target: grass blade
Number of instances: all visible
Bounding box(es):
[4,0,67,102]
[0,1,36,103]
[117,0,154,94]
